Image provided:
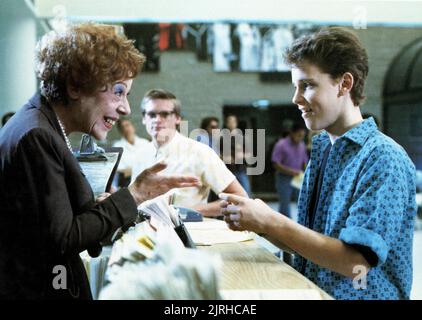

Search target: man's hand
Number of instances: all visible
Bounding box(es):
[273,162,302,177]
[128,162,201,205]
[219,193,276,234]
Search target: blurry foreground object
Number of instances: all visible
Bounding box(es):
[99,221,222,300]
[1,112,15,127]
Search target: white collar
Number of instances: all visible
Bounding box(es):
[154,131,182,154]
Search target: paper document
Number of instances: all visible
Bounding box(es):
[138,194,181,228]
[185,219,254,245]
[78,152,120,197]
[291,172,304,190]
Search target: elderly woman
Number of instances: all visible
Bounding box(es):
[0,23,199,299]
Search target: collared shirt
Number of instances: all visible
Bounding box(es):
[112,136,151,171]
[271,136,309,171]
[294,118,416,300]
[131,131,235,208]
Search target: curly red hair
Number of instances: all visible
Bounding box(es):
[35,23,145,105]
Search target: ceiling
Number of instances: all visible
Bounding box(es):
[32,0,422,26]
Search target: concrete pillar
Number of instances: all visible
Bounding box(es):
[0,0,37,118]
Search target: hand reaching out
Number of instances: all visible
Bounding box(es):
[219,193,275,234]
[128,162,201,205]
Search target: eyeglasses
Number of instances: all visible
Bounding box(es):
[143,110,176,119]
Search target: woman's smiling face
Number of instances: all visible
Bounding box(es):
[78,79,133,140]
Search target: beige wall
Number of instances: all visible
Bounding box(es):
[96,26,422,146]
[356,27,422,124]
[0,0,37,117]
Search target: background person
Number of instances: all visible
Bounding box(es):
[197,116,221,202]
[197,116,220,153]
[221,114,252,196]
[271,122,308,265]
[112,118,151,188]
[271,122,308,217]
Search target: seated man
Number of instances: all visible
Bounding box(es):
[132,89,247,216]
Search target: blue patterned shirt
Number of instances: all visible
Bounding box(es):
[294,118,416,300]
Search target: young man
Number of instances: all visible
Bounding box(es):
[132,89,247,217]
[220,27,416,299]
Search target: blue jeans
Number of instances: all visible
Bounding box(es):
[275,172,293,218]
[234,170,251,197]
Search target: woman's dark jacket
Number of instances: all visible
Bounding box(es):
[0,94,137,299]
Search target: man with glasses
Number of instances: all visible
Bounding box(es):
[132,89,247,217]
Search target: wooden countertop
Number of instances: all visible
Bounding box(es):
[186,220,333,300]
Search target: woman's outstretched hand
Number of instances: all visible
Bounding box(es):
[128,162,201,205]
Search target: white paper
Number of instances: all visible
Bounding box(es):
[78,152,119,197]
[185,219,254,245]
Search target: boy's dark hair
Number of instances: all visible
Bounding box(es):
[285,27,369,106]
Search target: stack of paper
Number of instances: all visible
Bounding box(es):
[185,219,254,245]
[107,222,157,266]
[80,248,111,299]
[99,196,225,299]
[138,194,181,229]
[100,236,222,300]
